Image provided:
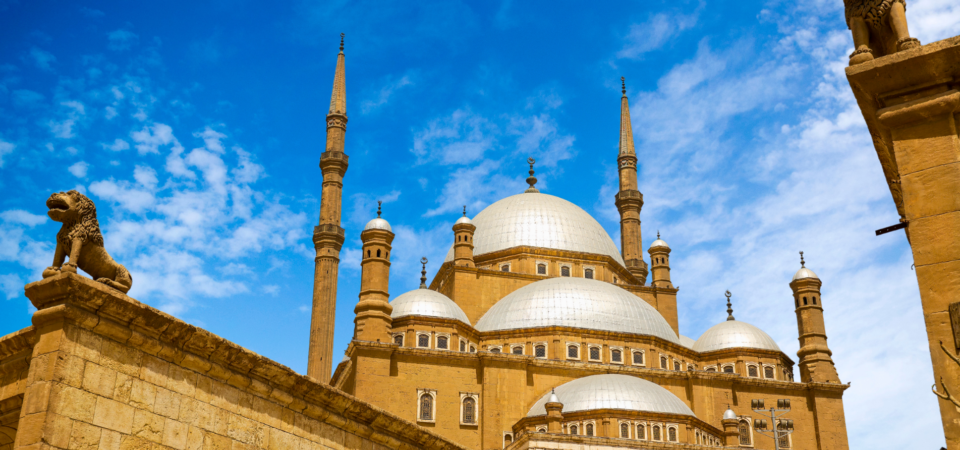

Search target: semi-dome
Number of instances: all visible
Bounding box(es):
[679,335,696,349]
[364,217,392,232]
[474,277,679,343]
[693,320,781,353]
[389,288,470,325]
[792,266,819,281]
[443,192,624,265]
[527,374,695,417]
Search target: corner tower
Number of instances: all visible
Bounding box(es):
[308,34,349,383]
[355,203,394,343]
[790,252,840,383]
[615,77,648,285]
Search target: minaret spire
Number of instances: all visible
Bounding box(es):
[308,34,350,384]
[614,77,648,285]
[725,290,735,321]
[419,257,428,289]
[525,157,539,193]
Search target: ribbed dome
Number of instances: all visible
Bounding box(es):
[693,320,781,353]
[443,193,624,265]
[474,278,679,343]
[364,217,392,232]
[455,215,473,225]
[792,267,819,281]
[527,374,695,417]
[389,289,470,325]
[679,335,696,349]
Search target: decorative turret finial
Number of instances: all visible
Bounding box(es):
[339,33,344,52]
[377,200,382,218]
[419,257,428,288]
[463,205,467,216]
[525,157,539,193]
[621,76,626,96]
[800,251,805,268]
[657,230,660,239]
[725,290,735,321]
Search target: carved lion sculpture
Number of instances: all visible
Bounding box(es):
[41,190,133,293]
[845,0,921,65]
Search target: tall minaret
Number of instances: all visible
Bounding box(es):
[615,77,648,284]
[790,252,840,383]
[307,33,349,383]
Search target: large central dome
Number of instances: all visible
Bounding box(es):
[475,277,679,343]
[443,192,625,265]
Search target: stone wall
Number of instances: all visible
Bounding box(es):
[12,273,466,450]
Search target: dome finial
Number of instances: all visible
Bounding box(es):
[339,33,345,52]
[725,290,735,321]
[419,257,428,289]
[621,76,626,96]
[800,251,805,268]
[657,230,660,239]
[525,157,539,193]
[463,205,467,217]
[377,200,382,218]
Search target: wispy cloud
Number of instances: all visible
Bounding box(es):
[361,73,415,113]
[28,47,55,71]
[617,7,701,59]
[108,29,139,51]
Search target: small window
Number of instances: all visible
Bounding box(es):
[633,351,644,365]
[738,420,751,445]
[688,364,696,371]
[470,345,477,353]
[795,297,799,308]
[537,264,547,275]
[570,425,578,435]
[668,427,677,442]
[460,340,466,352]
[653,425,661,441]
[394,335,403,346]
[748,365,758,377]
[764,366,775,379]
[660,356,667,369]
[417,334,429,348]
[568,345,578,359]
[812,296,817,305]
[535,345,546,358]
[490,347,501,353]
[437,336,448,349]
[723,365,734,373]
[512,346,523,355]
[561,266,570,277]
[803,297,808,305]
[611,349,622,362]
[586,423,594,436]
[504,433,513,444]
[537,427,546,433]
[589,347,600,361]
[462,397,476,424]
[637,424,645,440]
[377,249,381,257]
[620,423,629,438]
[420,394,433,421]
[706,367,716,372]
[584,268,594,279]
[613,277,618,284]
[674,361,681,371]
[501,264,510,272]
[778,423,791,448]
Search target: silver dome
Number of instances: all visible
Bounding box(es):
[679,335,696,349]
[527,374,695,417]
[723,408,737,420]
[692,320,781,353]
[474,278,679,344]
[455,215,473,225]
[649,238,669,249]
[792,267,819,281]
[443,193,624,266]
[364,217,392,232]
[389,288,471,325]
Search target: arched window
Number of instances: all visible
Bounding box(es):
[585,423,594,436]
[535,345,546,358]
[652,425,661,441]
[437,336,448,349]
[764,366,775,379]
[504,433,513,444]
[561,266,570,277]
[668,427,677,442]
[660,356,667,369]
[688,364,696,371]
[723,365,734,373]
[501,264,510,272]
[674,361,680,371]
[366,250,370,258]
[385,251,388,258]
[611,349,622,362]
[633,351,644,365]
[812,296,817,305]
[512,346,523,355]
[620,423,629,438]
[748,365,758,377]
[584,268,594,279]
[636,424,645,439]
[705,367,716,372]
[460,340,466,352]
[569,425,578,435]
[589,346,600,361]
[778,423,790,448]
[420,394,433,421]
[568,345,578,358]
[738,420,751,445]
[803,296,808,305]
[795,297,799,308]
[417,334,429,348]
[490,347,501,353]
[470,345,477,353]
[537,427,546,433]
[376,249,381,257]
[537,264,547,275]
[462,397,476,424]
[613,277,618,284]
[394,335,403,346]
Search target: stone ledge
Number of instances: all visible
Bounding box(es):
[23,273,468,450]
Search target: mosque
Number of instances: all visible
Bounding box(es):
[306,38,851,450]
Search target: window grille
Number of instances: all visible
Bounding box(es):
[437,336,448,349]
[589,347,600,360]
[637,424,645,439]
[674,361,680,371]
[420,394,433,421]
[668,427,677,442]
[460,340,466,352]
[723,365,734,373]
[633,352,643,365]
[561,266,570,277]
[739,421,751,445]
[660,356,667,369]
[394,335,403,346]
[706,367,716,372]
[570,425,578,435]
[504,434,513,444]
[535,345,546,358]
[462,398,476,424]
[620,423,629,438]
[611,349,622,362]
[417,334,429,348]
[778,423,790,448]
[652,425,661,441]
[568,345,578,358]
[470,345,476,353]
[490,347,501,353]
[512,346,523,355]
[748,365,758,377]
[584,268,593,279]
[501,264,510,272]
[537,264,546,275]
[586,424,594,436]
[765,366,775,378]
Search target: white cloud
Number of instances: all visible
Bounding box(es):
[0,274,23,300]
[28,47,55,72]
[411,109,497,165]
[361,74,414,113]
[108,29,139,51]
[263,285,279,296]
[0,210,47,227]
[102,139,130,152]
[0,139,14,167]
[617,9,700,59]
[48,101,87,139]
[131,123,180,155]
[68,161,89,178]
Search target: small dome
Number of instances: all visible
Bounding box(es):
[792,266,819,281]
[364,217,392,232]
[649,238,669,249]
[527,374,695,417]
[548,391,560,404]
[474,277,679,344]
[455,215,473,225]
[723,408,737,420]
[679,335,696,349]
[389,289,470,325]
[693,320,781,353]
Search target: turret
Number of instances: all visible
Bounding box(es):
[721,407,739,446]
[308,33,349,383]
[790,252,840,383]
[648,232,672,288]
[354,202,394,343]
[614,77,648,284]
[453,206,476,267]
[545,390,563,434]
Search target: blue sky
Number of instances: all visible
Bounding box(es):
[1,0,958,447]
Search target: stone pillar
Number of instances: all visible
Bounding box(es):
[453,210,476,268]
[791,259,840,384]
[545,399,563,433]
[308,36,349,384]
[354,224,394,343]
[846,37,960,448]
[616,78,648,285]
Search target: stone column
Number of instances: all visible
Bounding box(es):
[722,418,739,447]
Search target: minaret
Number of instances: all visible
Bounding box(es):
[307,33,349,383]
[355,202,394,343]
[453,206,476,267]
[790,252,840,383]
[649,232,672,288]
[615,77,648,284]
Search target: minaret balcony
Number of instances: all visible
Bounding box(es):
[615,190,643,209]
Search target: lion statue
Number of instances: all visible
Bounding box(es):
[845,0,921,65]
[41,190,132,293]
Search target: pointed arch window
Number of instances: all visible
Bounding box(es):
[668,427,677,442]
[376,249,381,257]
[652,425,661,441]
[620,423,629,438]
[461,397,476,424]
[637,424,645,440]
[738,420,751,445]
